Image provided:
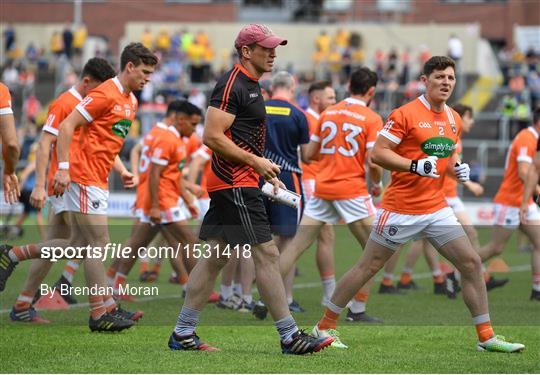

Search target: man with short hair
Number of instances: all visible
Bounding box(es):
[301,80,337,306]
[9,57,116,323]
[279,68,384,344]
[168,24,333,354]
[312,56,524,353]
[0,43,158,332]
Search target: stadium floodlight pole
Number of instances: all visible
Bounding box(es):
[74,0,82,26]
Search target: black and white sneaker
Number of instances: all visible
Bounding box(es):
[345,309,383,323]
[0,244,17,292]
[216,294,242,310]
[281,330,333,355]
[168,332,219,351]
[530,289,540,301]
[252,300,268,320]
[89,312,134,332]
[379,284,404,295]
[486,277,509,291]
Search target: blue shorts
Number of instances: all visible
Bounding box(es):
[261,171,304,237]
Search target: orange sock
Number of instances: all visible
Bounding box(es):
[152,262,161,273]
[483,271,491,283]
[140,261,149,274]
[10,244,40,261]
[114,272,127,292]
[106,266,117,280]
[13,290,34,311]
[104,295,116,313]
[179,274,189,285]
[317,308,340,330]
[354,291,369,303]
[89,296,105,320]
[400,272,412,285]
[433,275,445,284]
[381,277,393,287]
[476,321,495,342]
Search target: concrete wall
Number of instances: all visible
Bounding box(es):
[125,22,481,73]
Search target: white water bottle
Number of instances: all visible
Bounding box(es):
[261,182,301,208]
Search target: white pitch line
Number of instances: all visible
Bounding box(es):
[0,264,531,315]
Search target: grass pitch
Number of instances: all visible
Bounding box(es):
[0,220,539,373]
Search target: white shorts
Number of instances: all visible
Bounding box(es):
[370,206,466,251]
[493,203,540,229]
[64,183,108,215]
[445,196,466,214]
[140,205,190,225]
[302,179,315,201]
[48,195,67,215]
[304,195,376,224]
[197,198,210,221]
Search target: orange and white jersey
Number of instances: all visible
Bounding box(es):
[134,122,170,210]
[183,132,202,163]
[193,144,212,199]
[43,87,83,196]
[72,77,138,189]
[301,107,320,181]
[380,95,461,215]
[142,126,187,211]
[0,82,13,116]
[494,127,538,207]
[443,140,462,198]
[312,97,383,200]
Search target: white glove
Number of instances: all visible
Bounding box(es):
[454,162,470,182]
[410,156,440,178]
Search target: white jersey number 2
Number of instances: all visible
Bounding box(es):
[320,121,363,157]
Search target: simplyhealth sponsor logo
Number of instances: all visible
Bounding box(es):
[421,137,455,158]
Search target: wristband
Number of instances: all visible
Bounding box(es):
[58,162,70,170]
[409,160,418,174]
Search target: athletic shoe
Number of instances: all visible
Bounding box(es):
[10,306,50,324]
[52,275,78,304]
[89,313,134,332]
[530,289,540,301]
[345,309,383,323]
[486,277,509,291]
[281,329,333,355]
[139,271,152,282]
[397,280,418,290]
[216,294,242,310]
[378,284,404,295]
[0,244,17,292]
[288,300,305,313]
[208,291,220,303]
[112,305,143,322]
[434,282,447,295]
[168,332,219,351]
[312,325,348,349]
[445,273,460,299]
[146,271,158,283]
[252,300,268,320]
[477,335,525,353]
[237,300,254,313]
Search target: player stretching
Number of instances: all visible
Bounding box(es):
[167,24,333,354]
[1,81,20,204]
[311,56,524,353]
[279,67,384,345]
[9,58,115,323]
[0,43,158,332]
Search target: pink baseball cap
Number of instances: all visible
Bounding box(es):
[234,24,287,49]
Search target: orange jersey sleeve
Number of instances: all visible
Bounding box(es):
[0,83,13,116]
[494,127,538,207]
[301,109,320,180]
[380,97,461,214]
[314,98,383,200]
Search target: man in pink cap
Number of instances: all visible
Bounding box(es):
[168,24,333,355]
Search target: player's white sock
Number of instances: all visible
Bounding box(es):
[233,282,242,296]
[533,272,540,291]
[220,284,233,299]
[62,260,80,284]
[242,294,253,304]
[321,275,335,301]
[349,300,366,314]
[287,296,293,305]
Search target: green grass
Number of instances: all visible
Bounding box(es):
[0,220,539,373]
